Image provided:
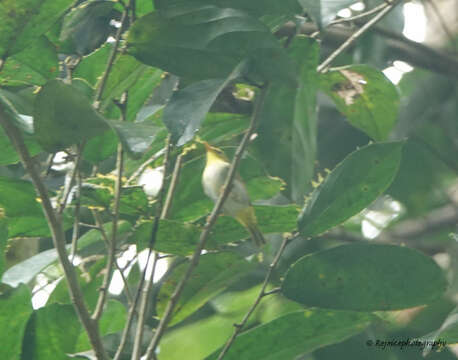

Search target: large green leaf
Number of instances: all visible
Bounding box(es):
[0,125,41,165]
[34,79,109,152]
[130,219,201,255]
[28,304,81,360]
[0,285,33,360]
[162,63,246,146]
[320,65,399,141]
[206,309,372,359]
[156,252,254,326]
[298,141,404,237]
[256,36,319,204]
[0,0,73,58]
[59,0,120,56]
[282,243,448,311]
[0,36,58,86]
[299,0,354,28]
[73,43,112,87]
[0,176,51,237]
[127,5,294,82]
[0,87,34,134]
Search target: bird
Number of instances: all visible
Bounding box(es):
[201,141,265,246]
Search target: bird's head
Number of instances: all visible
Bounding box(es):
[203,141,229,163]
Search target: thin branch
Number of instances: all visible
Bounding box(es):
[114,136,172,360]
[0,108,108,360]
[70,162,83,261]
[161,152,183,219]
[329,1,390,25]
[126,148,166,185]
[58,145,84,214]
[317,0,402,73]
[143,84,270,360]
[93,0,132,108]
[93,93,127,321]
[216,232,298,360]
[131,137,173,360]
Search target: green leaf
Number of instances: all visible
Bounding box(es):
[206,309,372,359]
[73,43,112,87]
[107,120,161,157]
[320,65,399,141]
[163,63,246,146]
[59,0,120,56]
[299,0,355,28]
[29,304,81,360]
[0,218,7,279]
[157,252,254,325]
[298,141,404,237]
[0,88,34,134]
[0,285,33,360]
[282,243,448,311]
[130,219,201,255]
[34,80,109,152]
[209,205,299,245]
[0,176,51,237]
[75,300,126,351]
[0,123,41,165]
[0,0,74,58]
[127,5,293,81]
[82,129,118,164]
[2,248,58,287]
[256,36,319,204]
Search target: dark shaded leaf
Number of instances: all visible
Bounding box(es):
[157,252,254,325]
[127,5,294,82]
[320,65,399,141]
[298,141,404,237]
[256,36,319,204]
[163,63,246,146]
[34,80,109,152]
[282,243,448,311]
[422,305,458,347]
[59,0,120,56]
[0,285,33,360]
[206,309,372,359]
[0,0,73,57]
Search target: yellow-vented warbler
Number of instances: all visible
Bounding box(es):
[202,141,265,246]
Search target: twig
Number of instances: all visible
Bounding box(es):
[330,2,390,25]
[161,152,183,219]
[0,57,5,72]
[216,232,298,360]
[58,144,84,214]
[93,0,132,108]
[93,93,127,321]
[131,138,174,360]
[317,0,402,73]
[142,84,270,360]
[126,148,166,185]
[114,136,172,360]
[0,107,108,360]
[70,164,83,261]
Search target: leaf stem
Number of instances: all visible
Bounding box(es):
[142,84,270,360]
[317,0,402,73]
[216,232,298,360]
[0,107,108,360]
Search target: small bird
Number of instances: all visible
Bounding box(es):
[202,141,265,246]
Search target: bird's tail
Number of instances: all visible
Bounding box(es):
[247,223,266,247]
[235,207,265,247]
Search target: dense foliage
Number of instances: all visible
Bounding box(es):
[0,0,457,359]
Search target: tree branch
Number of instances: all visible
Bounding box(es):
[317,0,402,72]
[0,108,108,360]
[142,84,270,360]
[276,16,458,77]
[216,232,298,360]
